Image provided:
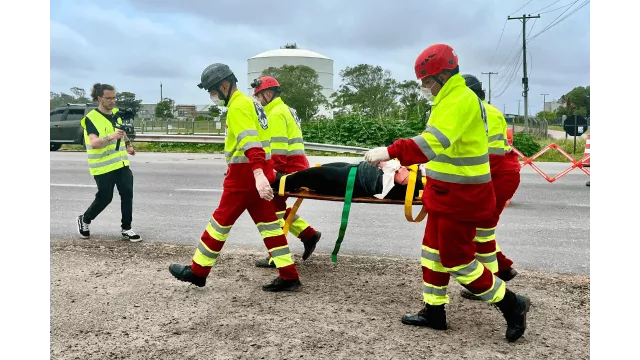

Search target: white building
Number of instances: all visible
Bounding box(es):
[248,44,334,118]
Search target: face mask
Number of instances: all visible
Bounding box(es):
[420,86,435,103]
[210,93,225,107]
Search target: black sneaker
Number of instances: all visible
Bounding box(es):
[262,277,301,292]
[77,215,90,239]
[169,264,206,287]
[121,228,142,243]
[255,256,276,268]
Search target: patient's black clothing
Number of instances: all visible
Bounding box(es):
[277,161,423,200]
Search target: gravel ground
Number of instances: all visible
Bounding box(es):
[51,239,590,360]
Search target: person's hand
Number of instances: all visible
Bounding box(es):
[127,146,136,156]
[364,147,390,165]
[254,169,274,201]
[112,129,126,139]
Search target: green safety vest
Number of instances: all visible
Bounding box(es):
[80,108,130,176]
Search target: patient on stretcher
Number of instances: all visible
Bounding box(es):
[272,160,424,200]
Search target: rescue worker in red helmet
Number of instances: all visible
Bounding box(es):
[250,76,322,268]
[459,74,521,301]
[364,44,531,342]
[168,63,302,292]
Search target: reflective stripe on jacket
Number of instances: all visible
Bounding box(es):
[81,108,129,176]
[263,97,309,173]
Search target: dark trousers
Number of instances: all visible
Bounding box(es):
[282,162,369,197]
[83,166,134,230]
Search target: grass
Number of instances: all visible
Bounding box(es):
[59,136,587,163]
[528,137,587,162]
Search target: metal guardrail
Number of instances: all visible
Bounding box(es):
[134,134,371,154]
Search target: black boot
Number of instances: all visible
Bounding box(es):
[460,267,519,300]
[262,277,301,292]
[495,289,531,342]
[401,304,447,330]
[255,256,276,268]
[301,231,321,260]
[168,264,206,287]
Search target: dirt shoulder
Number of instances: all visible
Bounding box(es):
[51,240,589,360]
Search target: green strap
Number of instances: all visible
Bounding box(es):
[331,165,358,263]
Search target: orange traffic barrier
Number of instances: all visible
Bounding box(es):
[507,127,514,146]
[582,134,590,167]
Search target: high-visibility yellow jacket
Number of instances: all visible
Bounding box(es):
[387,74,496,222]
[484,101,521,173]
[263,97,310,173]
[81,108,129,176]
[223,91,275,190]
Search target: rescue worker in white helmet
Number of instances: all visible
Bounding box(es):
[364,44,531,342]
[168,63,302,292]
[458,74,521,301]
[250,76,322,268]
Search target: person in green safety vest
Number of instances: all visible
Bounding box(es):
[77,83,141,242]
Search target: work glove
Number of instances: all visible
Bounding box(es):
[364,147,391,166]
[254,169,274,201]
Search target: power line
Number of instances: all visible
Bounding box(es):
[510,0,536,16]
[532,0,562,13]
[493,51,521,92]
[493,52,523,98]
[495,29,523,74]
[539,2,574,14]
[527,0,588,42]
[489,19,508,67]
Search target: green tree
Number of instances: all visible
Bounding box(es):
[556,86,590,117]
[69,87,90,103]
[116,91,143,117]
[332,64,399,119]
[208,104,221,118]
[50,91,76,109]
[155,98,175,119]
[260,65,327,121]
[536,110,557,119]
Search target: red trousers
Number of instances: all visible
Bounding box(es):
[421,213,506,305]
[191,189,299,280]
[479,170,521,271]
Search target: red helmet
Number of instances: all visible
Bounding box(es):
[414,44,458,80]
[251,76,280,95]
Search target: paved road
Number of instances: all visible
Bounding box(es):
[50,152,590,275]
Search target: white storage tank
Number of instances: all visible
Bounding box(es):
[248,44,334,118]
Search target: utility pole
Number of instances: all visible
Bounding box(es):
[160,82,163,102]
[517,100,522,129]
[508,13,540,127]
[541,93,549,117]
[481,71,498,104]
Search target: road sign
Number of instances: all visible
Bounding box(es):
[564,115,588,137]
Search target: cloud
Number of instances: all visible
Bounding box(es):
[50,0,590,114]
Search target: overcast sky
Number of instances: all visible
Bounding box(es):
[50,0,590,116]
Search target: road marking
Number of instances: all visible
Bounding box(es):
[174,188,223,192]
[50,183,95,187]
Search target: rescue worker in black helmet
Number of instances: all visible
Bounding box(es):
[460,74,521,300]
[168,63,302,292]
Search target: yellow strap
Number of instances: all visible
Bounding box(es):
[283,198,304,236]
[404,164,427,223]
[277,173,304,236]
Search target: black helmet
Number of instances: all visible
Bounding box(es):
[462,74,483,93]
[197,63,235,92]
